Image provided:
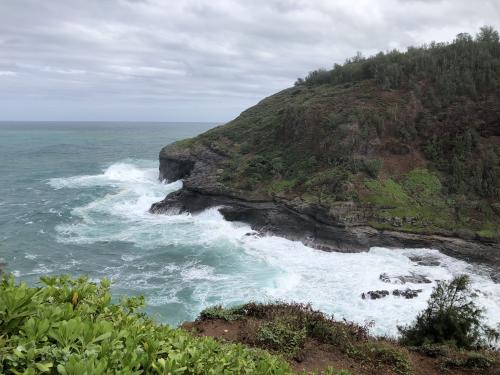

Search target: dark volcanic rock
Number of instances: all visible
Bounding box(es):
[392,289,423,299]
[362,290,390,300]
[362,288,423,300]
[159,144,195,181]
[408,256,441,267]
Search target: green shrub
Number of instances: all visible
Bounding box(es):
[356,342,413,375]
[361,158,383,178]
[305,167,350,201]
[408,343,449,357]
[0,275,296,374]
[267,179,298,195]
[398,275,497,349]
[245,155,273,180]
[442,352,496,369]
[257,317,307,356]
[403,169,442,202]
[463,352,496,368]
[199,305,243,321]
[364,178,411,206]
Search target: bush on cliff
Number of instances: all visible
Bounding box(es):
[398,275,499,349]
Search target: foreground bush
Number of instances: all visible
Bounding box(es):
[0,275,301,375]
[398,275,499,349]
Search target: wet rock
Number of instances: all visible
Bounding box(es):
[244,232,262,238]
[362,290,390,300]
[400,272,432,284]
[379,272,432,285]
[392,289,423,299]
[404,217,417,225]
[408,256,441,267]
[392,217,403,227]
[379,273,392,283]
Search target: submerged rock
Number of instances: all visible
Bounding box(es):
[361,290,390,299]
[362,288,423,300]
[379,272,432,285]
[392,289,423,299]
[408,256,441,267]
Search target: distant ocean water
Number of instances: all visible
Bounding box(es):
[0,121,498,337]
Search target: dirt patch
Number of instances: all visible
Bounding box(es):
[380,151,427,179]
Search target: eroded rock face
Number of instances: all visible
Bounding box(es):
[160,158,194,182]
[159,144,195,181]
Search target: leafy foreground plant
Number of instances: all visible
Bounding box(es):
[398,275,499,349]
[0,275,346,375]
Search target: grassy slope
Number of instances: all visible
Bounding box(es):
[186,303,499,375]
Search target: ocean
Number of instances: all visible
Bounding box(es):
[0,121,498,337]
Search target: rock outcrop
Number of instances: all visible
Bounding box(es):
[150,143,500,281]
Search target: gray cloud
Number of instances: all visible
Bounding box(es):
[0,0,499,121]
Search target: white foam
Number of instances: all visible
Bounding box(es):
[121,254,143,262]
[238,239,500,337]
[48,161,165,190]
[47,159,500,336]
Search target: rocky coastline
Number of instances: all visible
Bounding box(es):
[150,142,500,281]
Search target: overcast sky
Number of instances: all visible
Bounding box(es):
[0,0,499,122]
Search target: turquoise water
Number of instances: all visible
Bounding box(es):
[1,122,499,336]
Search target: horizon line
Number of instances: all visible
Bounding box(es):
[0,120,223,124]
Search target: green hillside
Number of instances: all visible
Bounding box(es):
[173,27,500,238]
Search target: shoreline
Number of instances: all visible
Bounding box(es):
[150,143,500,282]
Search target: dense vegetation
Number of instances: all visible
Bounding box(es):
[177,26,500,238]
[297,26,499,99]
[296,26,500,201]
[0,275,348,375]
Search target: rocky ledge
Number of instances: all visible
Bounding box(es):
[150,143,500,281]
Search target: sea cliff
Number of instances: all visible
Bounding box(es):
[151,34,500,279]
